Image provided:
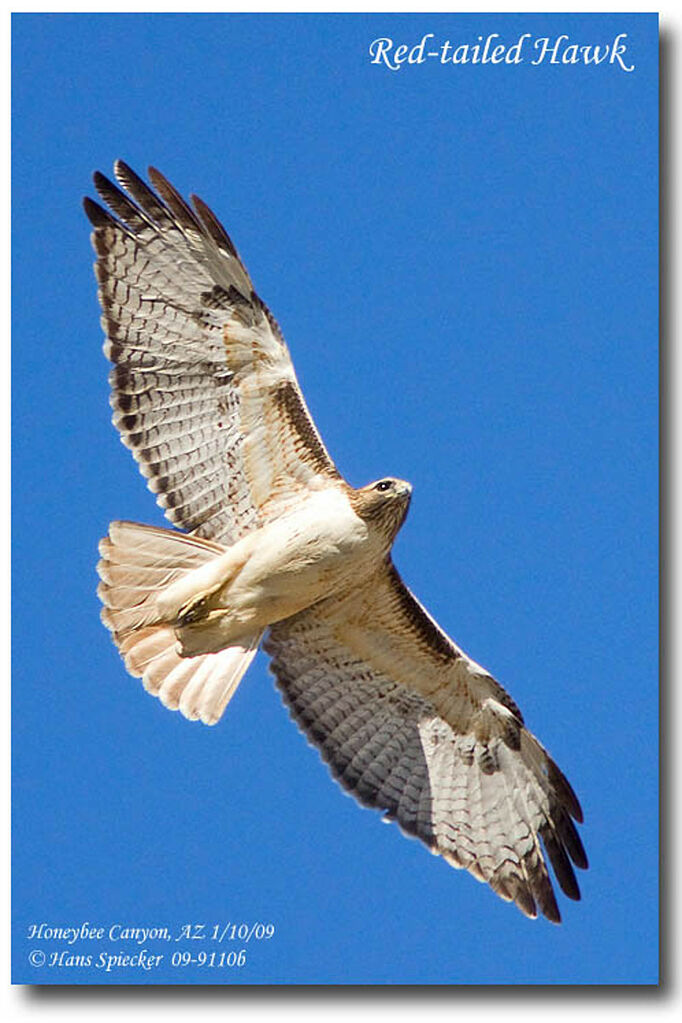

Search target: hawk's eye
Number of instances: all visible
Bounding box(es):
[375,480,393,493]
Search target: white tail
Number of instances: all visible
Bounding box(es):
[97,521,262,725]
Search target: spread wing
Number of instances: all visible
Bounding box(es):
[265,562,587,923]
[85,162,342,544]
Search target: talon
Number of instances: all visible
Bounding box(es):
[177,593,211,625]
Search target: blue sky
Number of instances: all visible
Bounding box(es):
[12,13,658,985]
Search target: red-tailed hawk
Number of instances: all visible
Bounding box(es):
[85,162,587,923]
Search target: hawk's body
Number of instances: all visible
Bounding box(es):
[86,163,587,923]
[152,484,405,654]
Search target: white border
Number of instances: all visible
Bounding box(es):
[3,2,672,1017]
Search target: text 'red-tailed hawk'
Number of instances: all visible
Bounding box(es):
[85,162,587,923]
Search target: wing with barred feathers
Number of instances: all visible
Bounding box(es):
[265,560,587,923]
[85,162,342,544]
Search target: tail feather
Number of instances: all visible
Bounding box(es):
[97,521,262,726]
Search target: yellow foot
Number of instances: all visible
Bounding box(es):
[177,592,215,625]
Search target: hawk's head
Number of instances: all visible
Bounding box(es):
[350,477,413,545]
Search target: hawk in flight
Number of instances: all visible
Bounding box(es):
[85,163,587,923]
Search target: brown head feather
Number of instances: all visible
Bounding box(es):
[349,478,412,546]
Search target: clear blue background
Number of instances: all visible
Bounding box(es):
[12,13,658,985]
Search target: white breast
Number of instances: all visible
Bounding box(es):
[228,487,374,616]
[156,487,376,639]
[244,488,367,577]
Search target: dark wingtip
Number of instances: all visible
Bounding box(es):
[113,157,133,178]
[513,886,537,921]
[83,195,112,228]
[147,165,201,232]
[547,757,584,822]
[92,169,110,189]
[541,822,582,903]
[532,875,562,923]
[113,159,144,190]
[112,161,168,223]
[569,791,584,825]
[147,165,167,191]
[191,192,238,257]
[92,171,120,208]
[561,812,589,870]
[541,888,562,924]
